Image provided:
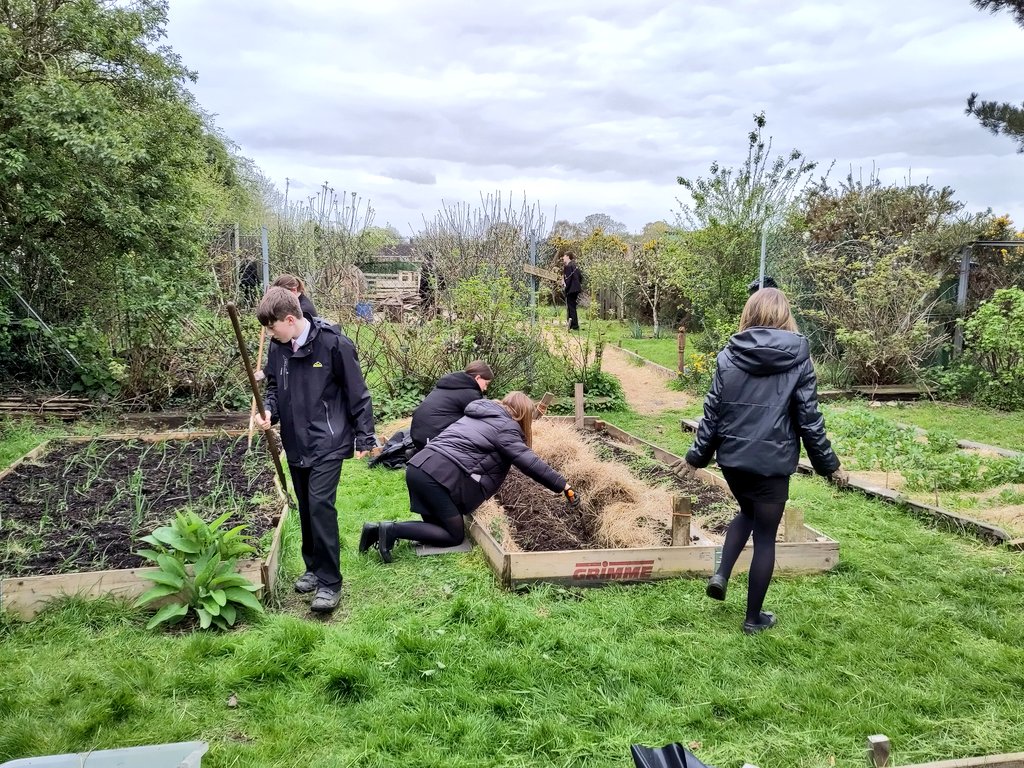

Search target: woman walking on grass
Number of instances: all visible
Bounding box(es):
[684,288,847,634]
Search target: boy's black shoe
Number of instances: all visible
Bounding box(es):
[378,521,396,564]
[706,574,727,601]
[310,586,341,613]
[742,611,777,635]
[294,571,318,594]
[359,522,380,553]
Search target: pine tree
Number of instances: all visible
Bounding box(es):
[966,0,1024,151]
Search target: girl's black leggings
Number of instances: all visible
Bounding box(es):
[390,465,466,547]
[716,497,786,623]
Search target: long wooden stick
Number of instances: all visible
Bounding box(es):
[226,303,289,494]
[247,326,266,449]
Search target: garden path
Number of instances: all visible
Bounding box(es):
[600,344,696,414]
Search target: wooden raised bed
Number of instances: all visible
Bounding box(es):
[680,418,1013,546]
[611,343,677,379]
[468,418,838,589]
[867,734,1024,768]
[0,430,288,620]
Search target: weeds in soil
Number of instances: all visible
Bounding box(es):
[0,435,279,577]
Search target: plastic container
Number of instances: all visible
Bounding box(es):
[0,741,208,767]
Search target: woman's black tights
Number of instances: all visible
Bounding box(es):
[715,500,786,623]
[390,466,466,547]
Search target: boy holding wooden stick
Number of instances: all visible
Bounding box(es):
[254,287,375,613]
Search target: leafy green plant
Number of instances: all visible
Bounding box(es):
[135,548,263,630]
[952,287,1024,411]
[140,510,256,563]
[825,406,1023,494]
[676,350,716,395]
[629,320,645,339]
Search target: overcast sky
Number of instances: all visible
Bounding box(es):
[166,0,1024,235]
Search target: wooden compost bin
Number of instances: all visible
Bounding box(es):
[0,430,289,620]
[468,418,839,589]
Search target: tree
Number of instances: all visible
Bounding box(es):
[966,0,1024,151]
[0,0,256,398]
[674,113,819,336]
[414,192,549,306]
[630,223,677,336]
[580,213,628,236]
[778,175,977,384]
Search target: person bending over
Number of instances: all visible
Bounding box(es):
[359,392,578,562]
[410,360,493,451]
[684,288,847,634]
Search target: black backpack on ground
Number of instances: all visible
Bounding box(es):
[368,430,416,470]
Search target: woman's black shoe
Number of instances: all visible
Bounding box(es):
[742,611,777,635]
[358,522,379,553]
[706,574,727,601]
[377,521,395,563]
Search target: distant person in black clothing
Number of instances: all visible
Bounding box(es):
[239,260,261,306]
[410,361,493,451]
[359,392,578,562]
[272,273,318,319]
[562,253,582,330]
[683,288,847,634]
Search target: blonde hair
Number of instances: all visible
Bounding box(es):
[499,391,535,448]
[272,273,306,294]
[739,287,798,333]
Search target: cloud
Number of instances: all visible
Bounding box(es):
[167,0,1024,231]
[379,167,437,185]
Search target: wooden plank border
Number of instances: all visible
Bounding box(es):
[468,421,838,589]
[680,418,1012,546]
[0,431,289,620]
[610,343,677,379]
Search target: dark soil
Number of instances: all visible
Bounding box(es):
[592,438,739,533]
[0,435,279,577]
[495,436,739,552]
[498,468,598,551]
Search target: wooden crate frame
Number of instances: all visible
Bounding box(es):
[867,735,1024,768]
[0,430,289,620]
[468,419,839,589]
[680,418,1013,545]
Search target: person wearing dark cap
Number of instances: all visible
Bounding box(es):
[410,361,493,451]
[747,275,779,295]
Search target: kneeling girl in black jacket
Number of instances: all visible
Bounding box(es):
[360,392,576,562]
[409,360,493,451]
[684,288,847,634]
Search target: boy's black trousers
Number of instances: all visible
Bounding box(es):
[566,291,580,330]
[288,459,344,590]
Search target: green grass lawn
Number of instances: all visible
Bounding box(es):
[823,400,1024,452]
[2,420,1024,767]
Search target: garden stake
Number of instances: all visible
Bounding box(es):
[247,326,267,449]
[226,302,290,497]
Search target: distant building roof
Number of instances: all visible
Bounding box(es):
[378,243,420,261]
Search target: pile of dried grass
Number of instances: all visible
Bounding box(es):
[508,420,674,549]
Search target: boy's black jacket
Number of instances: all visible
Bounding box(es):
[263,318,375,467]
[563,261,582,294]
